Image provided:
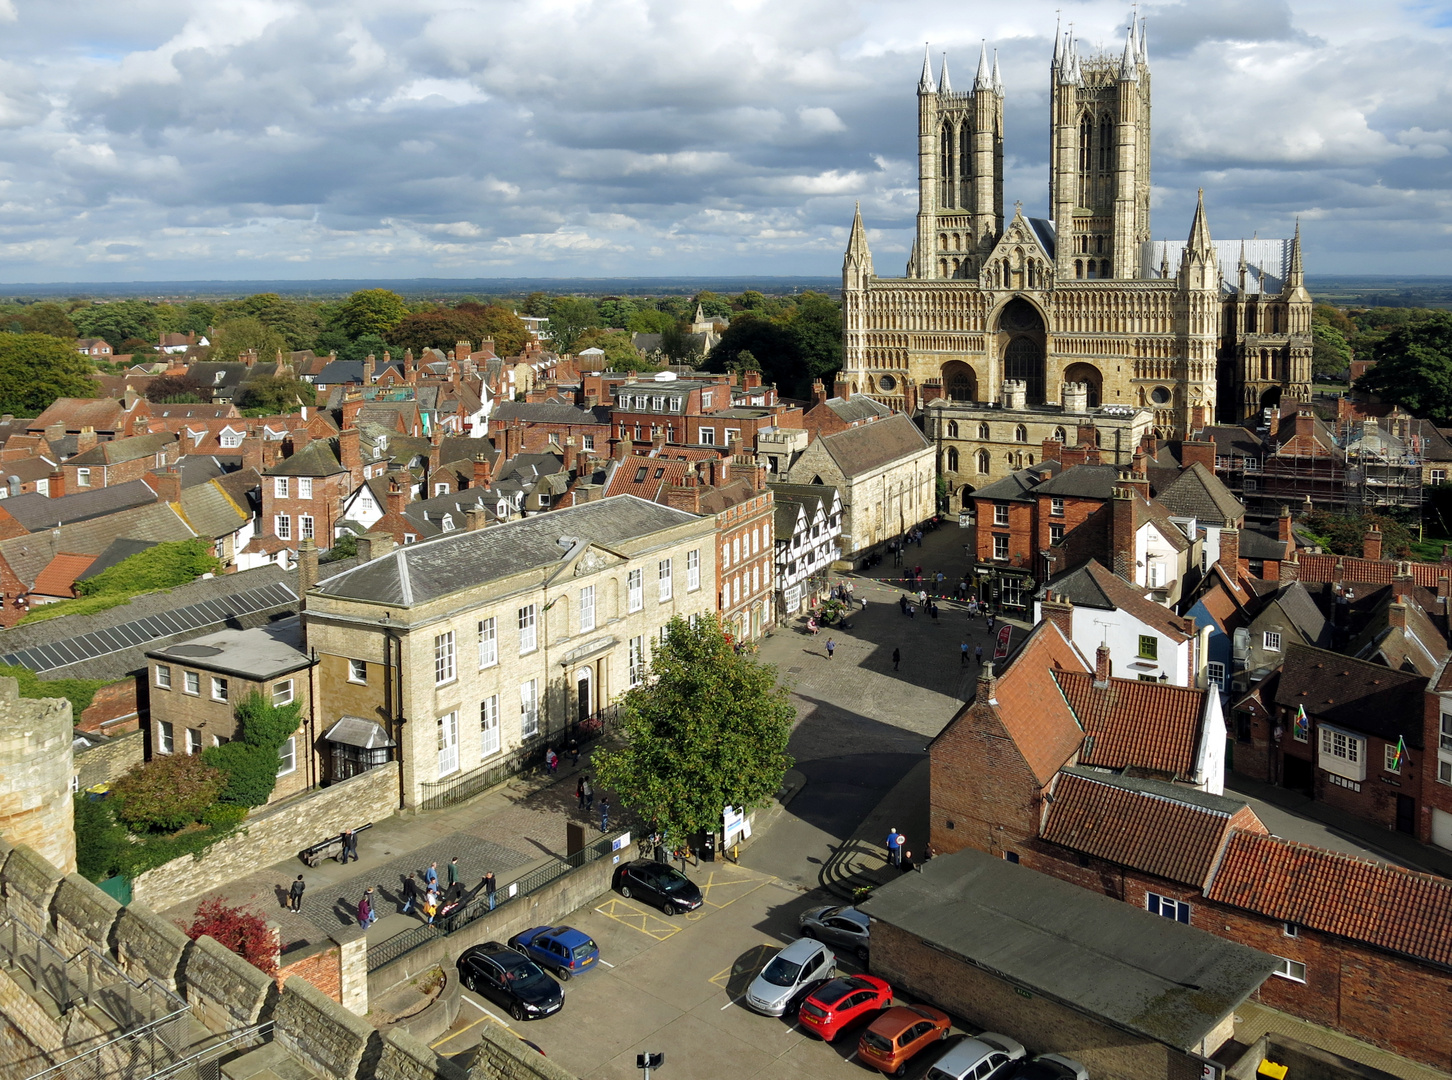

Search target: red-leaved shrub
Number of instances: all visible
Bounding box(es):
[179,898,277,976]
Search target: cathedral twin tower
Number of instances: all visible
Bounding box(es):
[841,21,1311,446]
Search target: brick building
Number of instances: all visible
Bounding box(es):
[61,433,179,492]
[800,380,892,442]
[259,435,358,556]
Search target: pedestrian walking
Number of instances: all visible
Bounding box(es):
[987,614,996,632]
[907,602,915,618]
[339,828,358,864]
[401,872,419,915]
[576,776,587,809]
[960,641,969,666]
[599,798,610,833]
[546,747,558,774]
[930,602,939,621]
[899,595,908,615]
[918,588,927,606]
[825,638,835,659]
[568,738,580,767]
[583,775,594,811]
[288,875,305,913]
[424,861,438,890]
[936,571,945,590]
[484,871,497,911]
[447,856,460,888]
[423,887,438,926]
[893,648,901,671]
[885,827,899,863]
[357,887,375,929]
[974,643,983,665]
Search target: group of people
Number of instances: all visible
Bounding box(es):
[898,591,940,620]
[885,828,933,874]
[350,856,502,931]
[576,775,611,832]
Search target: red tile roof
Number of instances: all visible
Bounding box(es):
[1054,671,1205,778]
[31,552,98,598]
[980,621,1087,785]
[1042,771,1267,887]
[1207,831,1452,966]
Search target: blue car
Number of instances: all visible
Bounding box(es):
[507,925,599,981]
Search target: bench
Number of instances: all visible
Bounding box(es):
[299,821,373,867]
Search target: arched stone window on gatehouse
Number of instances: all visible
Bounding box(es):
[1015,424,1028,443]
[978,422,991,439]
[946,420,959,438]
[1054,427,1067,442]
[946,447,959,472]
[942,361,976,402]
[976,449,990,474]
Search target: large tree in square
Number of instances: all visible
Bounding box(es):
[592,615,794,844]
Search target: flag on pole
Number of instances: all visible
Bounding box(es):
[1391,734,1408,772]
[1293,704,1308,742]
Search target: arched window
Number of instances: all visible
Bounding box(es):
[978,422,990,439]
[976,449,990,474]
[940,123,955,207]
[954,233,962,251]
[1099,114,1113,172]
[947,447,959,472]
[1079,114,1093,171]
[946,420,959,438]
[1075,260,1084,279]
[1027,455,1034,466]
[1101,260,1111,278]
[1054,426,1067,442]
[1086,261,1096,279]
[1095,235,1103,254]
[1246,305,1258,333]
[940,233,948,249]
[1015,425,1028,442]
[1006,452,1016,466]
[940,259,949,277]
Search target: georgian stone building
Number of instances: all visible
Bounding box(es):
[840,26,1312,453]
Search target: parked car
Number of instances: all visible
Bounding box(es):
[612,860,703,915]
[744,937,836,1016]
[1003,1055,1090,1080]
[508,925,599,981]
[797,974,892,1042]
[858,1004,952,1076]
[798,904,871,961]
[926,1033,1027,1080]
[457,942,564,1021]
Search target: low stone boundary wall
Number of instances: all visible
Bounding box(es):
[131,763,399,912]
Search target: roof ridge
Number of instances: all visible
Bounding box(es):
[1060,768,1232,818]
[1233,827,1452,887]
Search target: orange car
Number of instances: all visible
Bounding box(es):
[858,1003,952,1076]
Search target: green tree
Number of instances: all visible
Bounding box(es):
[71,300,161,347]
[709,314,798,388]
[112,754,226,833]
[74,794,126,881]
[0,334,97,415]
[1312,323,1353,377]
[626,307,675,335]
[145,371,209,403]
[13,302,78,340]
[549,297,601,354]
[692,291,733,319]
[658,321,702,366]
[591,615,794,843]
[1354,313,1452,423]
[458,303,530,357]
[597,298,638,328]
[787,292,844,392]
[576,328,653,372]
[234,375,317,416]
[217,294,321,350]
[211,316,289,363]
[336,289,409,341]
[731,349,761,373]
[521,291,553,317]
[202,690,302,807]
[734,290,769,312]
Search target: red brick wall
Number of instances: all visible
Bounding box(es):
[973,499,1035,568]
[930,701,1048,857]
[76,680,139,734]
[278,944,341,1001]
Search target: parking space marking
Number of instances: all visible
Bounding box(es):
[698,870,773,910]
[593,898,681,940]
[432,995,519,1049]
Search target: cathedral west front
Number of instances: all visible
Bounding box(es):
[840,22,1313,491]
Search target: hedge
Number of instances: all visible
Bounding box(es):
[0,664,114,719]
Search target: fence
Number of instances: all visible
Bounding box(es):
[135,1022,272,1080]
[418,705,618,812]
[0,919,191,1080]
[366,829,627,973]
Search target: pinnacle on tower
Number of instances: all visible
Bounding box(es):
[1052,15,1063,67]
[1185,189,1215,255]
[1119,22,1139,80]
[992,49,1003,95]
[918,43,936,94]
[1237,240,1248,292]
[1138,19,1148,64]
[846,202,873,264]
[975,40,991,91]
[939,53,952,94]
[1289,218,1304,287]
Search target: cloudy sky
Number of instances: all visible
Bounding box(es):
[0,0,1448,283]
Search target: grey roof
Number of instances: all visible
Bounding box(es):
[816,413,930,478]
[313,494,705,608]
[1031,464,1120,500]
[147,617,309,680]
[323,716,395,749]
[1238,529,1289,560]
[1270,581,1332,647]
[858,848,1275,1051]
[1154,462,1245,526]
[0,502,195,589]
[969,464,1053,503]
[490,401,611,426]
[178,480,251,540]
[1034,560,1115,609]
[77,539,159,580]
[821,395,892,424]
[1026,217,1057,258]
[1140,237,1291,295]
[66,433,176,467]
[264,440,346,477]
[1,480,158,530]
[1197,426,1262,458]
[401,490,502,538]
[177,455,235,488]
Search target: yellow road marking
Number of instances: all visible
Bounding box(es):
[431,998,523,1049]
[593,898,681,940]
[709,942,780,990]
[698,870,772,910]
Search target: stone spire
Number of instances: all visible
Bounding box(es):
[1180,190,1219,291]
[1187,189,1214,254]
[939,52,952,94]
[992,49,1003,95]
[1289,219,1305,289]
[1052,13,1063,68]
[918,43,936,94]
[1059,29,1082,86]
[1119,22,1139,80]
[845,203,874,273]
[1237,240,1248,292]
[975,41,991,91]
[1138,19,1149,65]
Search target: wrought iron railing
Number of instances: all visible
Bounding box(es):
[418,705,619,812]
[366,829,625,972]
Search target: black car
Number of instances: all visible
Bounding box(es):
[612,859,703,915]
[457,942,564,1021]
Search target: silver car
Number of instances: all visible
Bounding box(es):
[1004,1054,1090,1080]
[744,937,836,1016]
[926,1033,1027,1080]
[798,904,871,961]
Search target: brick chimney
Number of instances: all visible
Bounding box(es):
[296,537,318,600]
[338,427,362,483]
[1041,591,1074,640]
[612,438,630,463]
[975,666,997,705]
[665,469,702,513]
[428,429,442,475]
[1388,596,1408,630]
[1077,424,1098,448]
[810,380,827,408]
[1438,575,1449,614]
[386,472,409,517]
[1218,527,1240,574]
[44,422,65,444]
[744,370,761,390]
[1295,410,1316,439]
[47,470,64,499]
[651,428,667,452]
[76,427,97,454]
[1060,445,1087,468]
[563,437,578,476]
[1363,528,1383,562]
[242,435,263,474]
[1181,440,1216,472]
[145,468,182,504]
[356,531,395,564]
[472,452,493,488]
[1041,438,1063,464]
[466,507,489,531]
[1118,469,1151,500]
[834,379,851,401]
[1110,487,1137,581]
[1278,506,1293,545]
[363,354,376,385]
[290,428,311,454]
[1094,643,1112,687]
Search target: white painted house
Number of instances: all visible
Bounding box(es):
[769,483,843,615]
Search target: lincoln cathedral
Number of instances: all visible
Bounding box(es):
[841,21,1312,488]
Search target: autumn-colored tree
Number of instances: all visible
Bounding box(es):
[180,898,278,976]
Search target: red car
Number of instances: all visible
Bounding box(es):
[797,975,892,1042]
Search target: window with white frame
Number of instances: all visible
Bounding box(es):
[1263,631,1282,652]
[658,559,672,601]
[77,468,91,488]
[1272,957,1306,983]
[627,569,643,612]
[629,635,646,687]
[478,617,497,667]
[184,671,199,695]
[700,427,716,446]
[1050,497,1064,517]
[277,736,296,776]
[993,503,1009,526]
[518,605,537,654]
[275,515,291,540]
[1441,712,1452,752]
[580,585,595,633]
[1206,661,1226,688]
[186,728,202,755]
[520,680,539,738]
[298,477,312,499]
[157,721,174,754]
[1049,524,1065,546]
[480,695,500,757]
[436,711,459,777]
[435,483,449,496]
[211,677,228,702]
[993,534,1009,560]
[1318,724,1366,782]
[1383,742,1402,774]
[299,515,314,540]
[274,477,289,498]
[721,543,731,569]
[1434,469,1448,485]
[1146,892,1191,924]
[732,538,740,563]
[272,680,294,706]
[220,430,243,448]
[155,664,172,689]
[687,549,700,590]
[348,658,367,683]
[435,631,457,685]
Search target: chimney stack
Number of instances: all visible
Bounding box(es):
[1295,410,1316,439]
[386,472,409,517]
[1041,591,1074,640]
[1388,597,1408,630]
[465,507,489,532]
[810,380,826,408]
[76,427,97,454]
[296,537,318,600]
[563,437,578,476]
[338,427,362,483]
[1362,528,1383,562]
[1110,487,1137,581]
[145,468,181,504]
[1278,505,1293,546]
[363,355,376,384]
[1094,643,1112,687]
[1218,527,1240,575]
[47,470,64,499]
[428,429,442,475]
[356,531,395,564]
[834,379,851,401]
[1041,438,1063,464]
[1180,440,1216,472]
[472,451,494,488]
[290,428,311,454]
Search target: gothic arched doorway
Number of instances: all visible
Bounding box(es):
[998,298,1046,404]
[1062,362,1103,408]
[941,360,977,402]
[1260,386,1282,411]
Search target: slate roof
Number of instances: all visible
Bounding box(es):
[858,847,1275,1051]
[1154,462,1244,526]
[490,401,611,426]
[1054,671,1206,778]
[1037,559,1193,642]
[1349,592,1450,677]
[1273,643,1425,746]
[263,440,346,477]
[1031,464,1119,500]
[1267,581,1331,647]
[0,502,195,590]
[313,494,705,608]
[1197,425,1262,459]
[1042,768,1266,888]
[1206,831,1452,966]
[821,395,892,424]
[0,480,158,531]
[77,539,158,580]
[176,478,252,540]
[815,413,930,478]
[968,464,1054,503]
[65,432,176,467]
[1238,529,1289,560]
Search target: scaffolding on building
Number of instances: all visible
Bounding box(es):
[1342,419,1424,513]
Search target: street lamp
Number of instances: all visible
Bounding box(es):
[637,1052,665,1080]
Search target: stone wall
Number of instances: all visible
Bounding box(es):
[368,839,632,999]
[376,1029,469,1080]
[470,1021,580,1080]
[182,933,276,1035]
[113,902,190,991]
[74,728,144,790]
[50,873,121,958]
[131,762,399,911]
[0,679,75,874]
[0,844,63,936]
[274,974,380,1080]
